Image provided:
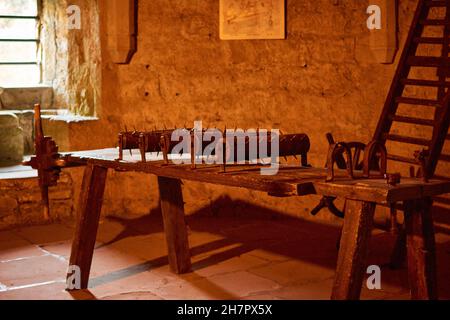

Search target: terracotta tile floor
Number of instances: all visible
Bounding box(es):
[0,213,449,300]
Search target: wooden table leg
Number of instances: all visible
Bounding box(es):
[404,198,438,300]
[67,164,108,290]
[157,176,192,274]
[331,199,376,300]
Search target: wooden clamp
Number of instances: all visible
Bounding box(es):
[22,104,66,220]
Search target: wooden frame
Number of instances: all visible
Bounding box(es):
[219,0,285,40]
[63,149,450,299]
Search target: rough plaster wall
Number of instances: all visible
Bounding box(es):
[63,0,446,223]
[65,0,101,115]
[41,0,69,108]
[41,0,101,114]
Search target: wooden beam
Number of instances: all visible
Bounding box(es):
[158,176,192,274]
[331,200,376,300]
[67,163,108,290]
[404,198,438,299]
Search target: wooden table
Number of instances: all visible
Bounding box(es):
[64,148,450,300]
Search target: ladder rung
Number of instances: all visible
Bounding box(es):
[385,134,431,146]
[434,175,450,181]
[391,115,435,126]
[434,196,450,205]
[387,154,418,164]
[413,37,445,44]
[439,154,450,162]
[401,78,450,87]
[407,56,450,67]
[424,1,447,7]
[420,19,450,25]
[395,97,441,107]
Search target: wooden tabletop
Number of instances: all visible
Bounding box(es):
[62,148,450,204]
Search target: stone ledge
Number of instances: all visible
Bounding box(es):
[42,113,98,123]
[0,86,54,110]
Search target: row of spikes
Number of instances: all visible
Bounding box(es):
[119,125,286,135]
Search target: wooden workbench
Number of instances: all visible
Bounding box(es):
[64,148,450,300]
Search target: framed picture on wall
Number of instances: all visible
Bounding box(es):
[220,0,286,40]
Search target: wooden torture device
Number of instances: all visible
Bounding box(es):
[22,105,81,220]
[312,0,450,219]
[20,0,450,301]
[23,106,450,299]
[118,128,310,168]
[25,105,311,220]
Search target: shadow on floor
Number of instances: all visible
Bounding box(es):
[85,195,450,299]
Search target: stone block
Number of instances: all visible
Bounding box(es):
[0,195,18,218]
[0,112,23,165]
[0,87,53,110]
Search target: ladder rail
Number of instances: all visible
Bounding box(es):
[372,0,450,179]
[372,0,428,144]
[437,0,450,100]
[427,91,450,176]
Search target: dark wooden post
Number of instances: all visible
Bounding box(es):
[404,198,438,300]
[157,176,192,274]
[67,163,108,290]
[331,199,376,300]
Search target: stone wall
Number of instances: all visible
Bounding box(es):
[41,0,101,114]
[0,172,74,230]
[11,1,447,226]
[56,0,419,223]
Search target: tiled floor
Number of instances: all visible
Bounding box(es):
[0,213,449,300]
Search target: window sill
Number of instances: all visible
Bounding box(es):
[0,162,37,180]
[42,111,98,123]
[0,109,98,122]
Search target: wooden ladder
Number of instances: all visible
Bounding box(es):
[373,0,450,184]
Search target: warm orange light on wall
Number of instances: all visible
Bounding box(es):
[103,0,136,64]
[368,0,398,64]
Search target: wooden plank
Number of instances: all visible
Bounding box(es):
[391,115,435,126]
[314,180,389,203]
[331,200,376,300]
[412,36,444,44]
[390,227,407,269]
[385,134,431,146]
[387,153,418,164]
[404,198,438,299]
[406,56,450,68]
[67,163,108,290]
[85,158,303,196]
[401,78,450,87]
[395,96,441,107]
[158,176,192,274]
[420,19,450,25]
[314,178,450,203]
[424,1,447,7]
[62,149,450,203]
